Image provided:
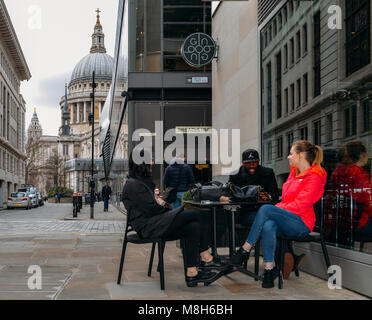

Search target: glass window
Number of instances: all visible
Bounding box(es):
[302,23,308,54]
[303,73,308,103]
[300,126,308,140]
[323,140,371,254]
[164,7,207,23]
[313,119,321,145]
[297,78,301,107]
[326,114,333,142]
[363,99,371,132]
[276,52,282,119]
[313,10,321,97]
[266,62,272,124]
[164,0,203,5]
[290,37,294,65]
[164,23,209,39]
[276,136,283,159]
[345,0,370,76]
[296,31,301,60]
[344,105,357,137]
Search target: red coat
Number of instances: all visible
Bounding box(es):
[276,165,327,232]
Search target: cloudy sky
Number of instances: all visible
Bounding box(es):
[4,0,118,136]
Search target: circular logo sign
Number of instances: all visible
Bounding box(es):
[181,33,217,68]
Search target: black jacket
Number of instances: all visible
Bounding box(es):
[163,163,195,192]
[229,165,279,202]
[102,186,112,198]
[121,177,180,239]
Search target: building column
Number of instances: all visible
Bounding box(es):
[72,104,76,124]
[77,103,80,123]
[84,102,87,122]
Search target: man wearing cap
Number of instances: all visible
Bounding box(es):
[220,149,279,226]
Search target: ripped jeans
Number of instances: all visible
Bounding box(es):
[246,205,310,263]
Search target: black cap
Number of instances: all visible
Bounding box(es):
[242,149,260,163]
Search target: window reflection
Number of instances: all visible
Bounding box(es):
[324,141,372,253]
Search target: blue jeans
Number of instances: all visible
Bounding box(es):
[103,197,109,211]
[246,205,310,263]
[172,192,186,209]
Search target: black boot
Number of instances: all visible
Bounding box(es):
[262,267,279,289]
[185,270,218,288]
[230,247,250,266]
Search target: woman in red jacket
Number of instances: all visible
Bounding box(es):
[231,140,327,288]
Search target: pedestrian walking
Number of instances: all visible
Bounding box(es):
[102,181,112,212]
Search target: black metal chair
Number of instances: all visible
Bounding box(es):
[277,197,332,289]
[117,216,180,291]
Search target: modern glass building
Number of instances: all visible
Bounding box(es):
[101,0,214,190]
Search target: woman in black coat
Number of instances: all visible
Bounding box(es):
[122,151,222,287]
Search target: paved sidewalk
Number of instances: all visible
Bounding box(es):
[0,203,369,300]
[62,201,125,221]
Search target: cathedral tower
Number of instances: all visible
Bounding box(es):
[27,108,42,143]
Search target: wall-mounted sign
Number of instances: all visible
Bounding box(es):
[181,33,217,68]
[186,77,209,84]
[176,126,213,134]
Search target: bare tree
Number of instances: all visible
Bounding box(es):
[45,153,65,186]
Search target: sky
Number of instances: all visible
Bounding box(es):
[4,0,118,136]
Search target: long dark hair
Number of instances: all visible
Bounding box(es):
[128,149,152,179]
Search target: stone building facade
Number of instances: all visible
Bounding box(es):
[259,0,371,186]
[26,10,128,196]
[0,0,31,207]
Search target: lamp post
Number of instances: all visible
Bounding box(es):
[89,71,97,219]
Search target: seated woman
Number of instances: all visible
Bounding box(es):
[122,151,222,287]
[231,140,327,288]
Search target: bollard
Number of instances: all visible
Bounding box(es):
[72,193,78,218]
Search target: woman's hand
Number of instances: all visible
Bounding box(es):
[155,196,167,206]
[219,196,230,203]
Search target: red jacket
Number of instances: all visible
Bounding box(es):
[329,164,371,228]
[276,165,327,232]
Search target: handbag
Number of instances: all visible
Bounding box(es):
[191,181,230,202]
[230,184,260,202]
[163,165,184,203]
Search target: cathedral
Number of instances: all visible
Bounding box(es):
[26,10,128,197]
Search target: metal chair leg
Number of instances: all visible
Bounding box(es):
[320,237,331,273]
[148,242,156,277]
[158,241,165,290]
[117,236,128,285]
[278,239,285,289]
[157,242,166,273]
[254,239,260,281]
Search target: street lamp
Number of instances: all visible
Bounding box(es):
[89,71,97,219]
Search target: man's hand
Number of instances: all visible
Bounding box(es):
[259,192,270,201]
[219,196,230,203]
